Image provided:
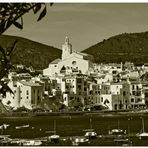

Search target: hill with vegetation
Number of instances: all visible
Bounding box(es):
[83,31,148,65]
[0,35,62,69]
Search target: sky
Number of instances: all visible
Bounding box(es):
[5,3,148,51]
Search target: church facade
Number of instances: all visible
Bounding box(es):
[43,37,94,77]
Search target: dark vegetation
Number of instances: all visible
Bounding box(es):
[0,35,61,70]
[1,31,148,71]
[83,31,148,65]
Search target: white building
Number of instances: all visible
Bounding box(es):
[43,37,94,76]
[3,80,43,110]
[60,75,89,107]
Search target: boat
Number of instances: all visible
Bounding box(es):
[108,119,126,136]
[84,118,97,139]
[109,128,126,135]
[48,120,60,143]
[137,117,148,140]
[0,135,12,146]
[114,135,131,146]
[22,140,42,146]
[10,139,23,146]
[0,124,10,130]
[15,124,29,129]
[84,129,97,138]
[72,136,89,146]
[114,136,129,143]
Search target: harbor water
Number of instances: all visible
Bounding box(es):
[0,112,148,146]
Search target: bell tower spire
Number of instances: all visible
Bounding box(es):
[62,36,72,60]
[65,36,69,44]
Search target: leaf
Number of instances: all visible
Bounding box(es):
[0,20,6,34]
[13,21,23,29]
[37,6,46,21]
[33,3,41,14]
[7,40,17,56]
[21,16,23,28]
[6,20,12,29]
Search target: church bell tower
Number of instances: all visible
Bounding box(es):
[62,36,72,60]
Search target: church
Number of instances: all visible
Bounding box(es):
[43,37,94,77]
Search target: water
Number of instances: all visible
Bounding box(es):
[0,112,148,146]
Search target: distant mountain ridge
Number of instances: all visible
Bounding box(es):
[83,31,148,65]
[0,35,62,69]
[1,31,148,70]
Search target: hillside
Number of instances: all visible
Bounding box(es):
[83,31,148,65]
[0,35,62,69]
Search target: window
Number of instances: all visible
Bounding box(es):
[137,86,139,90]
[89,91,93,95]
[72,61,77,66]
[145,92,148,97]
[7,101,11,105]
[84,87,87,91]
[131,98,134,102]
[77,97,80,102]
[77,79,82,83]
[26,90,29,95]
[123,91,126,96]
[101,97,103,102]
[78,85,81,89]
[27,96,28,99]
[37,96,40,103]
[114,104,117,110]
[14,90,16,93]
[64,97,66,101]
[70,97,74,100]
[132,85,135,90]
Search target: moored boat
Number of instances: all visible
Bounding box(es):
[15,124,29,129]
[84,117,97,139]
[21,140,42,146]
[137,117,148,140]
[47,120,60,143]
[72,136,89,146]
[109,128,126,135]
[84,129,97,139]
[108,119,126,136]
[137,132,148,140]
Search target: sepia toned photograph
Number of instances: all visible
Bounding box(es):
[1,2,148,146]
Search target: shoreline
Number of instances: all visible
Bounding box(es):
[1,109,148,117]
